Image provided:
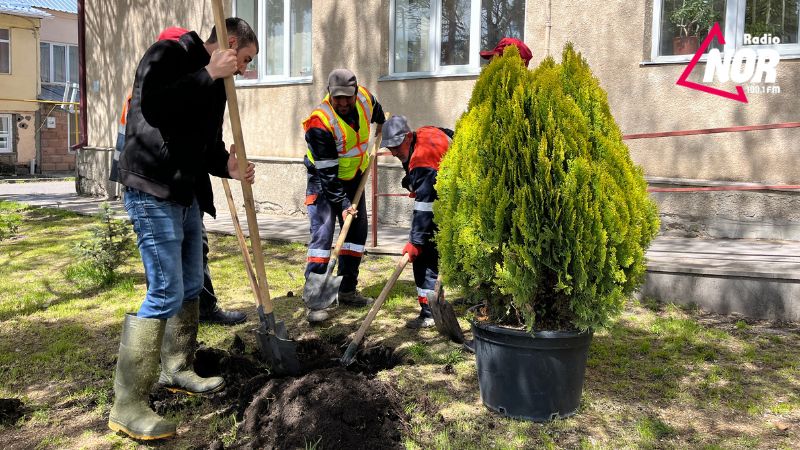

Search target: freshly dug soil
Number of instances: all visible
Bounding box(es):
[239,367,405,450]
[0,398,24,425]
[150,332,406,449]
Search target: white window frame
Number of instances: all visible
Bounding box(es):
[389,0,483,77]
[233,0,313,86]
[0,114,12,153]
[650,0,800,63]
[40,41,79,85]
[0,28,10,75]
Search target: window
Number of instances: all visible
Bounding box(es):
[40,42,79,84]
[0,29,9,74]
[390,0,525,76]
[0,115,11,153]
[234,0,312,84]
[652,0,800,61]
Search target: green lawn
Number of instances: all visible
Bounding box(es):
[1,200,799,449]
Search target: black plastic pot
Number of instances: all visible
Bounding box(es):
[471,310,592,421]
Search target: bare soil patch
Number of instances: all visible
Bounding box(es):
[148,333,406,449]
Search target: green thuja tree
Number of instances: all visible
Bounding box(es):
[435,44,659,332]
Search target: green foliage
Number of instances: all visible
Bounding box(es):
[669,0,718,38]
[72,203,133,286]
[434,44,659,331]
[0,203,23,242]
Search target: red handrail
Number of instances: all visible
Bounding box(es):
[368,122,800,248]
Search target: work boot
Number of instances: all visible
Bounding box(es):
[306,308,331,324]
[199,305,246,325]
[338,290,374,307]
[158,300,225,395]
[108,314,176,440]
[406,304,435,329]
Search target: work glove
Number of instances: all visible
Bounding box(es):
[401,175,412,191]
[402,242,422,262]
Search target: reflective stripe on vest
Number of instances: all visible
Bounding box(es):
[413,201,434,212]
[304,86,374,180]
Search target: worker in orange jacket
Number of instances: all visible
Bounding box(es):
[382,115,453,328]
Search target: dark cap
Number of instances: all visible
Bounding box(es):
[480,37,532,67]
[328,68,358,97]
[382,115,411,148]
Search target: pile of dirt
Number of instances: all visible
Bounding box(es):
[149,333,406,449]
[238,367,406,449]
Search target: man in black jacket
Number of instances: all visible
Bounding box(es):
[110,26,247,326]
[108,19,257,440]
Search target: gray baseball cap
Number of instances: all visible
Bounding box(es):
[382,115,411,148]
[327,68,358,97]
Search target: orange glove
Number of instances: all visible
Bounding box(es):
[403,242,422,262]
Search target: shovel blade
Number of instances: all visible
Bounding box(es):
[303,272,342,310]
[428,291,465,344]
[339,341,359,367]
[255,324,301,376]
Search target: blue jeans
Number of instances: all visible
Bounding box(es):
[124,188,204,319]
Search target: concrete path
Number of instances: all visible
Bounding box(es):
[0,180,408,254]
[3,180,799,321]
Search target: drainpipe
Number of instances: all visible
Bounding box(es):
[70,0,87,151]
[544,0,552,57]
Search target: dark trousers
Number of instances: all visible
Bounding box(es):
[413,243,438,316]
[198,220,218,314]
[304,177,368,293]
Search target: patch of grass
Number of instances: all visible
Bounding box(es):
[208,413,239,447]
[35,435,68,449]
[636,416,675,444]
[3,203,800,449]
[304,435,323,449]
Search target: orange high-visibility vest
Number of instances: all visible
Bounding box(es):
[303,86,374,180]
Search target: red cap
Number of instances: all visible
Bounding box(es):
[157,26,189,42]
[480,37,532,67]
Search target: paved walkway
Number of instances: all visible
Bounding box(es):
[0,180,407,254]
[2,181,799,276]
[5,180,800,321]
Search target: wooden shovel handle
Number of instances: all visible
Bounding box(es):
[349,253,409,349]
[329,133,383,267]
[211,0,273,313]
[221,179,262,310]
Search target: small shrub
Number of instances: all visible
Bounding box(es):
[435,44,659,332]
[72,203,133,285]
[0,202,24,242]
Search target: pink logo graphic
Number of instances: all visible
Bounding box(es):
[676,23,748,103]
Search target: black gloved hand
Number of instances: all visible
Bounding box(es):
[401,175,412,191]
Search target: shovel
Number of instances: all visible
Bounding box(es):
[340,253,410,366]
[212,1,299,375]
[221,180,300,375]
[303,134,382,311]
[428,275,465,344]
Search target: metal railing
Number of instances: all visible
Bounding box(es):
[368,121,800,248]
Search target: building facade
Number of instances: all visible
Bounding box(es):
[0,1,78,175]
[80,0,800,236]
[0,4,48,174]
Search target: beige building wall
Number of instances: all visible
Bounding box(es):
[0,14,41,164]
[0,14,40,112]
[39,10,77,44]
[84,0,800,184]
[529,1,800,184]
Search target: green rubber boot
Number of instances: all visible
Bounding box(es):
[158,300,225,395]
[108,314,176,440]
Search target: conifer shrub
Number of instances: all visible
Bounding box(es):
[435,44,659,332]
[71,203,134,286]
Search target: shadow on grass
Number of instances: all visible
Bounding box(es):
[0,269,142,322]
